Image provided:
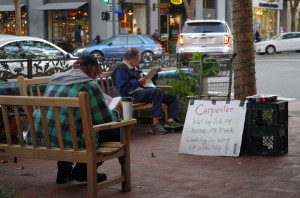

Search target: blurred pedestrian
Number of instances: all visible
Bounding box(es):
[151,29,160,43]
[255,31,261,42]
[137,28,142,35]
[94,35,101,45]
[74,24,84,48]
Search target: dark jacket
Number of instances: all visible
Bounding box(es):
[113,63,158,97]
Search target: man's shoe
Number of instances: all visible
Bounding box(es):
[163,121,183,132]
[149,123,167,135]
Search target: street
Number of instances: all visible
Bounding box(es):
[255,51,300,101]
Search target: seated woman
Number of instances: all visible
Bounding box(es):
[26,55,123,184]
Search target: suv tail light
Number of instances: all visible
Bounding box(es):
[158,44,162,50]
[178,35,184,45]
[224,34,230,44]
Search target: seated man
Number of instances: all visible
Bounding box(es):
[26,55,122,184]
[113,47,181,134]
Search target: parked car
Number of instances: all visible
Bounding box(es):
[73,34,164,62]
[254,32,300,55]
[176,19,233,62]
[0,34,75,80]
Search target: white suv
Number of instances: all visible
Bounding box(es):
[176,19,233,62]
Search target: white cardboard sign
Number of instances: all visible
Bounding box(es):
[179,100,247,157]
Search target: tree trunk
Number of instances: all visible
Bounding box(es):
[289,0,300,32]
[232,0,256,100]
[13,0,21,36]
[183,0,197,20]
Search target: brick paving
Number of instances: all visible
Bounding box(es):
[0,104,300,198]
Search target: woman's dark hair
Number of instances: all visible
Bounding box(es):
[74,55,99,75]
[125,47,140,60]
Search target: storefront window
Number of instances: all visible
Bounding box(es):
[0,10,27,35]
[254,8,278,40]
[47,6,88,53]
[121,3,146,34]
[160,2,184,54]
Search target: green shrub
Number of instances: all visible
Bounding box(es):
[167,52,219,123]
[0,184,19,198]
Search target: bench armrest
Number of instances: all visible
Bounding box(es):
[156,85,172,90]
[93,119,136,132]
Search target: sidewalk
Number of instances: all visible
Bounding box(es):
[0,103,300,198]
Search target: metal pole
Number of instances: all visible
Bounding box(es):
[27,58,32,79]
[113,0,115,36]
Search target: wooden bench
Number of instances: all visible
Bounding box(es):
[98,71,171,124]
[0,92,136,198]
[18,73,171,124]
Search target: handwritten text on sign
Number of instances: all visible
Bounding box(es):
[179,100,247,157]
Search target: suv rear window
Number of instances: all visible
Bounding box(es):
[182,22,226,33]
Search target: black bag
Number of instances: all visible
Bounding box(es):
[0,105,27,143]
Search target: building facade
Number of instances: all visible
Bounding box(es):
[253,0,284,40]
[4,0,285,53]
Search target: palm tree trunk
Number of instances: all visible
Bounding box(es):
[183,0,197,20]
[289,0,300,32]
[13,0,21,36]
[232,0,256,100]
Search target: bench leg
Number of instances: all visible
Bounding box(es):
[86,160,97,198]
[119,126,131,192]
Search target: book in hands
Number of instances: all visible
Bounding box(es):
[104,93,121,110]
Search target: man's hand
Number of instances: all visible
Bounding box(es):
[156,67,162,74]
[138,77,147,85]
[115,100,123,113]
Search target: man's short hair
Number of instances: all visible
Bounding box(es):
[125,47,140,60]
[77,24,82,29]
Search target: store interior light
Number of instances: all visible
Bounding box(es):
[128,10,133,15]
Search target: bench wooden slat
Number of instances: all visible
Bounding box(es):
[93,120,136,131]
[68,107,79,151]
[99,142,123,148]
[36,84,42,96]
[27,106,37,148]
[13,106,25,147]
[53,107,64,150]
[40,107,51,149]
[0,95,80,107]
[28,85,34,98]
[1,106,12,146]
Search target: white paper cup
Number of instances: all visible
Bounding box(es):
[122,97,133,120]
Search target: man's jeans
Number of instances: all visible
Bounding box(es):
[131,87,180,122]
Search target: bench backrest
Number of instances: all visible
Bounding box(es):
[0,92,96,161]
[18,76,50,97]
[98,71,118,97]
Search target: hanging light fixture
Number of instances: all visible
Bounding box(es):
[128,10,133,15]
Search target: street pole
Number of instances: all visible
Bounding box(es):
[113,0,115,36]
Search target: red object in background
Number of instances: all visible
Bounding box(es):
[283,27,286,32]
[269,18,273,22]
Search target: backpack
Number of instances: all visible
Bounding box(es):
[0,105,27,144]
